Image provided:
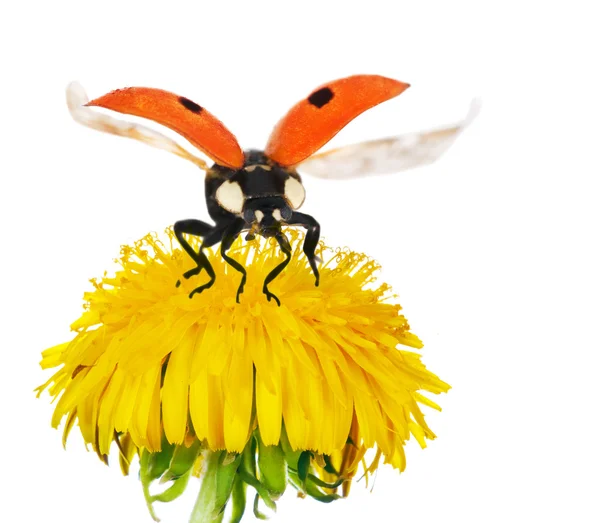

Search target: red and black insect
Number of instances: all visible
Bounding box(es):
[69,75,476,305]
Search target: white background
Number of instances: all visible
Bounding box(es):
[1,1,599,522]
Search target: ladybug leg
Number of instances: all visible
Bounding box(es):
[173,219,230,298]
[262,232,292,306]
[219,218,247,303]
[289,212,320,286]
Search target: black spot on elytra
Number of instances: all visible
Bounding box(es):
[178,96,203,114]
[308,87,334,108]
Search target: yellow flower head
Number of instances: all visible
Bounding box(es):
[38,228,450,521]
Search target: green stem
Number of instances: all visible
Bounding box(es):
[140,450,160,522]
[189,451,225,523]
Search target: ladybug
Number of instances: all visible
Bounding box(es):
[68,75,477,305]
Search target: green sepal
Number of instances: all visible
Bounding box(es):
[238,439,277,514]
[161,439,201,482]
[297,451,311,484]
[323,455,339,475]
[150,469,191,503]
[257,434,287,497]
[242,435,258,478]
[287,469,341,501]
[305,479,340,504]
[307,473,344,490]
[279,426,302,469]
[253,493,269,520]
[146,442,176,482]
[238,470,277,512]
[229,475,247,523]
[189,451,224,523]
[213,452,242,516]
[286,469,306,495]
[140,449,161,522]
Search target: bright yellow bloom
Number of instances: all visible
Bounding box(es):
[38,228,450,521]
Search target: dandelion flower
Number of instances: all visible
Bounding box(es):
[37,228,450,522]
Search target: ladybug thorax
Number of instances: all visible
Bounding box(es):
[214,150,305,224]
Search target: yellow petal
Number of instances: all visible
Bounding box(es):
[162,327,196,444]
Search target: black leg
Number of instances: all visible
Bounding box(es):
[219,219,247,303]
[289,212,320,287]
[262,232,292,306]
[173,219,230,298]
[174,219,213,282]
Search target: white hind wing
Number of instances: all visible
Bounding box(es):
[66,81,209,170]
[297,99,480,179]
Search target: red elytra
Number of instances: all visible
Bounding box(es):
[86,75,409,169]
[87,87,245,170]
[265,75,409,166]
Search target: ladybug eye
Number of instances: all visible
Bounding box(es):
[280,206,293,222]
